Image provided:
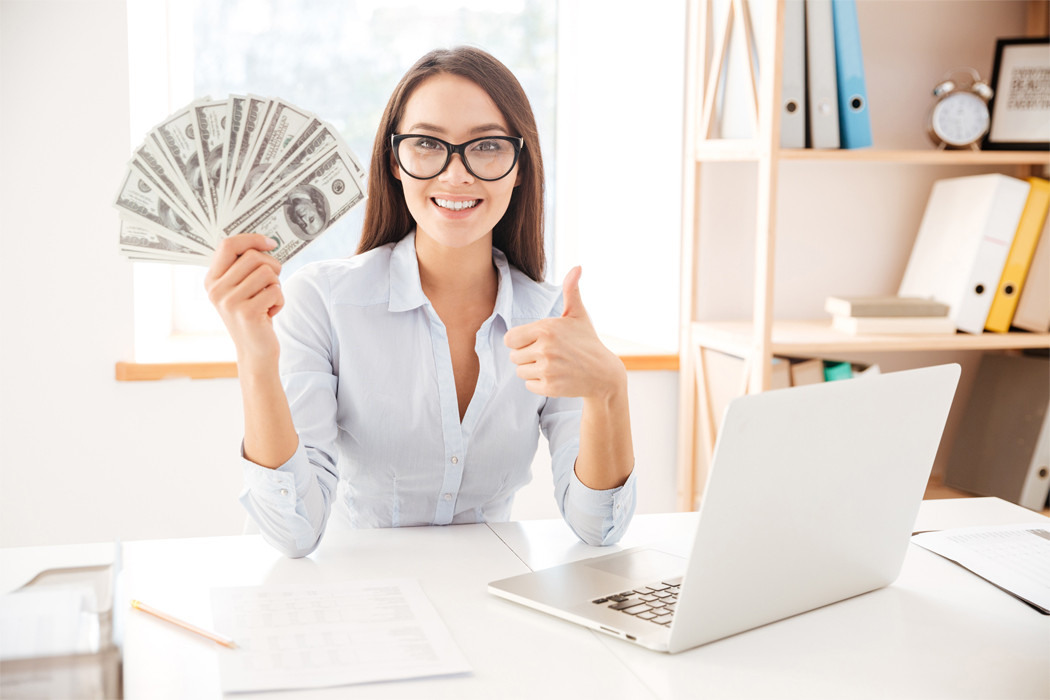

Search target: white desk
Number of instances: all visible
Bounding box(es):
[19,497,1050,699]
[492,497,1050,700]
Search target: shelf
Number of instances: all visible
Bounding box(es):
[693,141,1050,166]
[692,320,1050,357]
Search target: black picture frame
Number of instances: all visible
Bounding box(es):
[982,36,1050,151]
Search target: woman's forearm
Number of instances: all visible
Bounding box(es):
[574,367,634,490]
[239,362,299,469]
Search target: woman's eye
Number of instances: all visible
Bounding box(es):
[471,139,506,153]
[414,138,443,151]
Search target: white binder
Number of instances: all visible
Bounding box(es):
[805,0,840,148]
[946,353,1050,512]
[780,0,806,148]
[898,174,1030,334]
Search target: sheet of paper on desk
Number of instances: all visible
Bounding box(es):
[210,578,471,693]
[912,524,1050,614]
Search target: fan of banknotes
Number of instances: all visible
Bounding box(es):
[115,96,367,265]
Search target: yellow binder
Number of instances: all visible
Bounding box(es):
[985,177,1050,333]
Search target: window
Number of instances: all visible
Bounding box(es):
[127,0,684,364]
[128,0,557,362]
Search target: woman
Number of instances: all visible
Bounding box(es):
[205,47,636,558]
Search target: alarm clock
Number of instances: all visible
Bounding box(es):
[927,67,994,150]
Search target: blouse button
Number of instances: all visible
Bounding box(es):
[280,489,289,497]
[451,456,459,464]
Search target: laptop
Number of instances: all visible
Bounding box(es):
[489,363,961,653]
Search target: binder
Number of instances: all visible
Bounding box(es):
[805,0,840,148]
[945,353,1050,512]
[831,0,872,148]
[1012,193,1050,332]
[898,174,1031,335]
[780,0,807,148]
[986,178,1050,332]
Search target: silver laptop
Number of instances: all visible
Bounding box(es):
[489,363,960,653]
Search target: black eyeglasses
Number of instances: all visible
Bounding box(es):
[391,134,524,181]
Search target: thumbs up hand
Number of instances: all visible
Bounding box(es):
[504,266,627,399]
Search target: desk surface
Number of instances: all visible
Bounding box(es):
[88,498,1050,698]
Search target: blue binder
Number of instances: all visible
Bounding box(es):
[831,0,872,148]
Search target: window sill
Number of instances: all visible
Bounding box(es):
[114,348,678,382]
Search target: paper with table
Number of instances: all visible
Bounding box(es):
[210,579,471,693]
[912,523,1050,614]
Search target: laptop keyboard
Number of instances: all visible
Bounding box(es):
[592,577,682,627]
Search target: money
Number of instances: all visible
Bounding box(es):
[115,95,367,265]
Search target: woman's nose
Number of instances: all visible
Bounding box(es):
[439,153,474,184]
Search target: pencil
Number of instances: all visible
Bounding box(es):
[130,599,237,649]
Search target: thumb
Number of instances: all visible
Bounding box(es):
[561,266,587,319]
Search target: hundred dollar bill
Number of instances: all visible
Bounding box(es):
[219,95,246,212]
[228,127,338,221]
[225,96,272,215]
[151,100,216,227]
[224,149,366,263]
[230,100,317,213]
[132,142,209,231]
[265,123,365,202]
[193,99,230,228]
[114,165,214,254]
[119,220,208,265]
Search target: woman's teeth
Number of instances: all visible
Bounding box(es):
[434,198,479,211]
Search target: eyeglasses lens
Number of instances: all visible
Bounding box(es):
[396,136,517,180]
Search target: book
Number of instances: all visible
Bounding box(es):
[986,178,1050,333]
[898,174,1031,334]
[832,315,957,335]
[789,358,826,386]
[824,295,949,318]
[1011,181,1050,333]
[823,360,853,381]
[831,0,872,148]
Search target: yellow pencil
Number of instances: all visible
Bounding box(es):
[130,599,237,649]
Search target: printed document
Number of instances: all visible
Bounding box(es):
[211,579,470,693]
[912,523,1050,614]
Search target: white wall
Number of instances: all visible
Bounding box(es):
[0,0,681,548]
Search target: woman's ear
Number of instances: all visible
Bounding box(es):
[390,150,402,181]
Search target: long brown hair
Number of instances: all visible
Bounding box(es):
[357,46,546,281]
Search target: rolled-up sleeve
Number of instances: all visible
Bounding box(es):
[542,396,637,546]
[239,439,336,558]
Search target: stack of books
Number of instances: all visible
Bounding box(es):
[825,295,955,335]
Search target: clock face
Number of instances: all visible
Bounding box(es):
[931,92,990,147]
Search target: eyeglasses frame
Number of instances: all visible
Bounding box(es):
[391,133,524,182]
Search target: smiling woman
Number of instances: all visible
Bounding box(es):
[202,46,638,557]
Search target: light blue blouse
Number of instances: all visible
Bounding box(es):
[239,232,636,557]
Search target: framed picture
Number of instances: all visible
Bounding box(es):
[983,37,1050,150]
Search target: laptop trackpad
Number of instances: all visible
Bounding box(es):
[584,548,685,581]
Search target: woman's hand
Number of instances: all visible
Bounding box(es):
[204,234,284,371]
[504,266,627,401]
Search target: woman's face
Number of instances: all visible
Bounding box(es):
[393,73,518,252]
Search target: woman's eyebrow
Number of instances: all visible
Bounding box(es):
[407,122,510,135]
